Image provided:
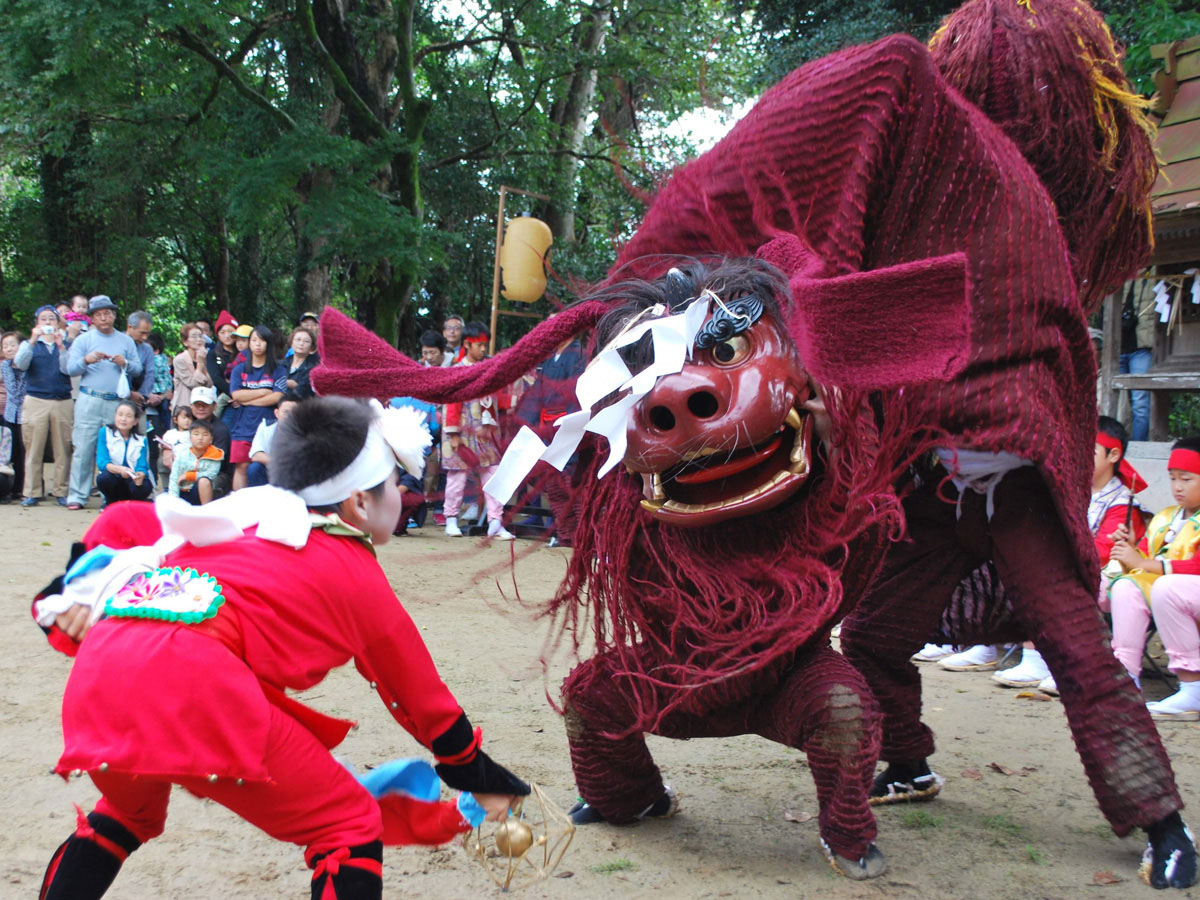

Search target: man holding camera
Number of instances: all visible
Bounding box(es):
[12,305,74,506]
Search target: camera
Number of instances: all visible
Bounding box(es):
[41,325,56,335]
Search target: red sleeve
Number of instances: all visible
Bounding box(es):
[1169,557,1200,576]
[341,550,464,748]
[1094,504,1143,565]
[443,401,463,433]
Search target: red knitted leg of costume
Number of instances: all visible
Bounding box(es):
[563,653,670,822]
[759,648,881,860]
[989,468,1182,835]
[841,485,977,763]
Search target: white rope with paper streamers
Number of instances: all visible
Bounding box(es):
[485,290,710,505]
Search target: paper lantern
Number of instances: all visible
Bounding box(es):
[500,216,553,303]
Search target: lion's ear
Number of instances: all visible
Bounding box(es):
[759,235,970,392]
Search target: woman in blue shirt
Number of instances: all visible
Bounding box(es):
[228,325,286,490]
[96,400,152,505]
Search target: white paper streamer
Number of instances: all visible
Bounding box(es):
[484,295,711,504]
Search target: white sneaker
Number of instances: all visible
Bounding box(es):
[1147,690,1200,722]
[912,643,956,663]
[992,650,1051,687]
[1038,675,1058,696]
[444,516,463,537]
[487,519,515,541]
[938,644,998,672]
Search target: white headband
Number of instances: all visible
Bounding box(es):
[296,400,431,507]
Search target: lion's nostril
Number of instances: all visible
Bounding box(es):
[687,391,719,419]
[649,405,676,431]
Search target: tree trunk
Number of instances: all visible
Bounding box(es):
[538,1,612,243]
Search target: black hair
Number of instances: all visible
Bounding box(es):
[147,332,165,353]
[196,317,214,329]
[420,330,446,351]
[271,396,379,494]
[190,419,213,436]
[1097,415,1129,460]
[463,321,490,342]
[279,391,303,406]
[1172,435,1200,456]
[249,325,277,371]
[592,257,789,370]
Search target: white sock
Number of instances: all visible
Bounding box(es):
[1022,647,1043,665]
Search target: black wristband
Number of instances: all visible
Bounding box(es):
[436,749,531,796]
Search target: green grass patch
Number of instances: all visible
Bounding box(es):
[982,814,1025,836]
[1026,844,1047,865]
[901,809,942,829]
[590,858,635,875]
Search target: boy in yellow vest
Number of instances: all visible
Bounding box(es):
[1109,436,1200,719]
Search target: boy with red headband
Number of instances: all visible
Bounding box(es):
[1108,436,1200,709]
[441,322,513,540]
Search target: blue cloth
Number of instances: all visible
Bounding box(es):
[355,757,485,827]
[228,362,287,441]
[14,339,71,400]
[96,427,150,476]
[132,339,155,397]
[1119,348,1152,442]
[1,359,27,423]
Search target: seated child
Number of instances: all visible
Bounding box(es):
[157,405,193,488]
[33,396,528,900]
[168,420,225,505]
[95,401,153,506]
[1109,435,1200,703]
[246,392,300,487]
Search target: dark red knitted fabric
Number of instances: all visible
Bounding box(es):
[611,34,1100,591]
[563,645,881,860]
[928,0,1156,310]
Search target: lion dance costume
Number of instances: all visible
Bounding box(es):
[316,0,1196,886]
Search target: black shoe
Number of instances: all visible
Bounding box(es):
[1142,812,1199,889]
[568,786,677,825]
[869,759,944,805]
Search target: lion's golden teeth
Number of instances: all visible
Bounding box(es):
[785,408,804,431]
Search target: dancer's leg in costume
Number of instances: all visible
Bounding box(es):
[756,647,881,859]
[841,479,979,766]
[989,467,1181,834]
[564,647,881,859]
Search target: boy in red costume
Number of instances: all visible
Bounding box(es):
[33,397,528,900]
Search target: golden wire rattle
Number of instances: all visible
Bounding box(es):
[463,783,575,891]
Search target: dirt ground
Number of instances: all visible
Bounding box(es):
[4,502,1200,899]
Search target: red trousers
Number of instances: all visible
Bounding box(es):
[88,703,381,865]
[563,645,880,859]
[841,466,1180,835]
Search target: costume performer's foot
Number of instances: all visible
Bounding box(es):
[1140,812,1199,889]
[869,759,944,806]
[568,786,678,825]
[820,839,887,880]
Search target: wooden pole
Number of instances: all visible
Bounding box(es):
[488,185,553,357]
[488,186,507,358]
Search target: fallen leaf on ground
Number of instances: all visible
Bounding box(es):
[988,762,1016,776]
[554,871,574,879]
[1016,690,1053,701]
[1092,870,1122,885]
[961,768,983,780]
[783,809,815,824]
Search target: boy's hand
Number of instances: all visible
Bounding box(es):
[1111,539,1143,570]
[473,793,522,822]
[1110,523,1133,544]
[55,604,94,642]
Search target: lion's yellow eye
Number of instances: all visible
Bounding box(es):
[711,334,750,366]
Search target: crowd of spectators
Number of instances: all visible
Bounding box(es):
[1,301,585,544]
[0,296,320,511]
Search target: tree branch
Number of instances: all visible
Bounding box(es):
[413,33,540,66]
[295,0,388,141]
[169,27,297,131]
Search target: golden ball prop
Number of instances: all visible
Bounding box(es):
[494,820,534,857]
